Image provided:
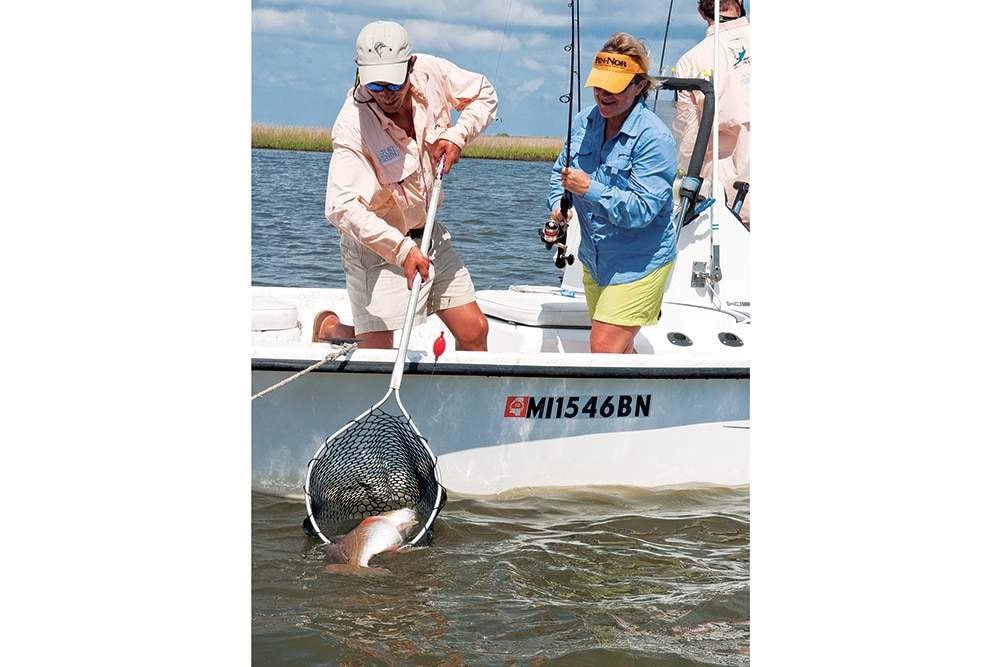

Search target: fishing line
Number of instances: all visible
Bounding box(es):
[493,0,513,88]
[653,0,676,112]
[489,0,514,122]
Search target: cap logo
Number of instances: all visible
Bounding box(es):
[595,55,628,71]
[372,41,389,59]
[591,52,645,74]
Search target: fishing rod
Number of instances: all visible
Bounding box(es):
[709,0,722,285]
[652,0,676,112]
[538,0,578,269]
[573,0,581,113]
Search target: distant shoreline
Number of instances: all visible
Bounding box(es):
[251,123,563,162]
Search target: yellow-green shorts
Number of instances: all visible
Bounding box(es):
[583,261,674,327]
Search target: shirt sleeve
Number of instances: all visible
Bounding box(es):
[430,57,499,148]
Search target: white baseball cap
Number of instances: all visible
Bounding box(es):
[355,21,412,86]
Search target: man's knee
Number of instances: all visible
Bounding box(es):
[453,310,489,351]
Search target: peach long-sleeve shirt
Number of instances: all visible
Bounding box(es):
[325,54,498,267]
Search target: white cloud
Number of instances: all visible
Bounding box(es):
[251,8,310,35]
[517,76,545,93]
[252,0,750,134]
[405,20,520,55]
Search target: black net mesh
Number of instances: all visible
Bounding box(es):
[305,407,445,546]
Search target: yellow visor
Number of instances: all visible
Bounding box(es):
[584,52,646,93]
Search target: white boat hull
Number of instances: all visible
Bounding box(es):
[253,352,748,495]
[252,202,750,496]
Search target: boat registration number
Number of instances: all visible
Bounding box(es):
[504,395,651,419]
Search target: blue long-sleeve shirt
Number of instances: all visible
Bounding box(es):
[548,100,677,286]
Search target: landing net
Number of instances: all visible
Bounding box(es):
[304,405,446,547]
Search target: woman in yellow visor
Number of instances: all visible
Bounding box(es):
[547,32,677,354]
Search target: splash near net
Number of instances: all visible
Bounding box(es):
[304,405,446,547]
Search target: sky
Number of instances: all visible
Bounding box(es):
[252,0,751,137]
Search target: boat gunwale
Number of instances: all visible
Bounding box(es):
[251,357,750,379]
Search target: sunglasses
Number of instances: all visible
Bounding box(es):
[365,79,407,93]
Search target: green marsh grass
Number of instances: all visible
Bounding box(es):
[251,124,563,162]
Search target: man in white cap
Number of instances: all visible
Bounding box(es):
[325,20,499,350]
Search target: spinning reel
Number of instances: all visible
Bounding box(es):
[538,219,576,269]
[538,194,576,269]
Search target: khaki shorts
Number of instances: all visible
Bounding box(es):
[583,261,674,327]
[340,222,478,334]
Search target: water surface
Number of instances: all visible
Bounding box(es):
[252,149,567,291]
[253,486,750,666]
[251,149,750,665]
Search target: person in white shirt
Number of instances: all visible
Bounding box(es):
[672,0,751,228]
